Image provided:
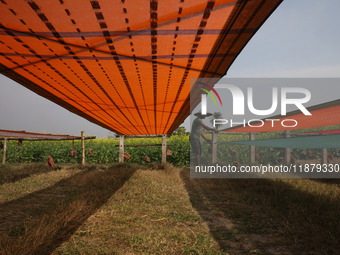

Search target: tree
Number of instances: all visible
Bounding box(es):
[173,126,187,136]
[107,132,117,139]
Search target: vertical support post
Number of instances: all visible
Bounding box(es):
[17,139,21,162]
[285,131,291,164]
[81,131,85,166]
[2,138,7,165]
[249,133,256,164]
[162,135,167,163]
[119,135,124,163]
[321,148,328,164]
[212,131,217,164]
[321,127,327,164]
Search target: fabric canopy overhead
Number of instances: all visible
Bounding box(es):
[223,99,340,133]
[0,0,282,135]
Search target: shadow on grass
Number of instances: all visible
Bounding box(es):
[0,164,137,255]
[180,169,340,254]
[0,163,56,185]
[311,178,340,186]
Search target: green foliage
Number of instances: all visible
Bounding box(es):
[3,136,190,166]
[172,126,188,136]
[3,126,340,166]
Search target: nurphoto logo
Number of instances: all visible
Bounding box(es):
[199,83,312,129]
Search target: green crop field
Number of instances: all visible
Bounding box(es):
[2,125,340,166]
[3,135,190,166]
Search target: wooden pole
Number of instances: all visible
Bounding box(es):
[81,131,85,166]
[249,133,256,164]
[212,131,217,164]
[161,135,166,163]
[2,138,7,164]
[285,131,291,164]
[321,148,328,164]
[321,128,327,164]
[17,139,21,162]
[114,143,172,147]
[119,135,124,163]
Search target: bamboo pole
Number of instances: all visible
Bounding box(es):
[114,143,172,147]
[2,138,7,164]
[249,133,256,164]
[212,131,217,164]
[321,148,328,164]
[81,131,85,165]
[124,135,164,138]
[0,136,96,141]
[119,135,124,163]
[285,130,291,164]
[162,135,167,163]
[321,128,327,164]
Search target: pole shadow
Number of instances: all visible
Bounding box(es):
[0,164,56,185]
[180,169,340,254]
[0,164,137,254]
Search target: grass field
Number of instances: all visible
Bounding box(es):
[0,163,339,254]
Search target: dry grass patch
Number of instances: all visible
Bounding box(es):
[181,170,340,254]
[54,164,222,254]
[0,165,80,203]
[0,164,136,255]
[0,163,56,185]
[2,163,338,254]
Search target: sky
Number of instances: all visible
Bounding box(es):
[1,0,339,138]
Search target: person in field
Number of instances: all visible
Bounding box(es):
[190,112,215,166]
